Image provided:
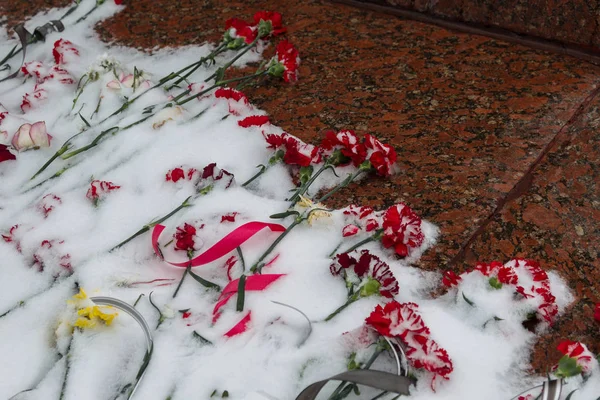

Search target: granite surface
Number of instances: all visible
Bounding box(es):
[2,0,599,372]
[360,0,600,52]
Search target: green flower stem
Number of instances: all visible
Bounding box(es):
[288,162,332,205]
[58,335,75,400]
[110,196,192,251]
[338,231,382,255]
[250,218,303,274]
[241,165,267,187]
[205,36,260,82]
[329,344,386,400]
[165,42,228,90]
[324,294,359,321]
[172,262,191,298]
[61,126,120,159]
[76,3,99,23]
[175,69,267,107]
[30,142,73,180]
[316,169,366,204]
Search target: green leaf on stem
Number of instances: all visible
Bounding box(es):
[462,292,476,307]
[269,210,300,219]
[188,270,221,290]
[236,275,246,312]
[488,277,502,289]
[192,331,213,346]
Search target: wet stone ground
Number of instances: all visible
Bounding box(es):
[2,0,599,373]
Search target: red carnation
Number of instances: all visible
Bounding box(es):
[554,340,595,377]
[0,144,16,163]
[342,205,381,234]
[366,301,453,385]
[268,40,300,83]
[282,135,322,166]
[225,18,257,44]
[238,115,270,128]
[21,87,48,113]
[215,87,250,116]
[166,167,185,182]
[174,223,197,253]
[321,130,367,166]
[364,134,397,177]
[53,39,79,65]
[381,203,424,257]
[39,194,62,217]
[86,180,121,205]
[442,270,461,288]
[253,11,286,36]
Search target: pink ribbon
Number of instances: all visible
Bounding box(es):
[224,311,252,337]
[152,221,285,267]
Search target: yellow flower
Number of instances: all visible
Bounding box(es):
[73,288,88,300]
[69,291,118,330]
[296,195,331,225]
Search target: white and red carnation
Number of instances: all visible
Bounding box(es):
[214,87,251,116]
[364,134,398,177]
[86,180,121,205]
[381,203,424,257]
[553,340,597,377]
[21,87,48,113]
[366,301,453,385]
[32,239,72,276]
[195,163,235,192]
[268,40,300,83]
[53,39,79,65]
[38,194,62,217]
[22,62,74,85]
[330,250,399,298]
[321,130,367,166]
[342,205,381,236]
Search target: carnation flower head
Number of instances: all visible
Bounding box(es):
[174,223,198,257]
[86,180,121,206]
[366,301,453,386]
[341,205,381,237]
[195,163,235,194]
[268,40,300,83]
[553,340,597,378]
[0,144,16,163]
[253,11,286,37]
[381,203,424,257]
[330,250,399,298]
[362,134,398,177]
[224,17,257,48]
[320,130,367,167]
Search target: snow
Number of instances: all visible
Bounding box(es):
[0,2,597,400]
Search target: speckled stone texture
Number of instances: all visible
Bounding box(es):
[360,0,600,52]
[2,0,599,371]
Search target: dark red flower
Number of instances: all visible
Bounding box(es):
[0,144,16,163]
[253,11,286,36]
[364,134,397,176]
[594,303,600,323]
[86,180,121,203]
[53,39,79,65]
[197,163,235,191]
[238,115,270,128]
[114,0,123,5]
[381,203,424,257]
[225,18,257,44]
[174,223,197,253]
[442,270,462,288]
[330,250,399,298]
